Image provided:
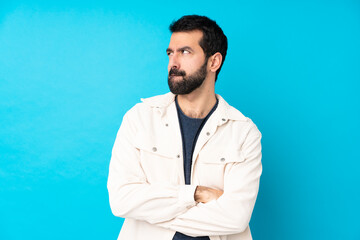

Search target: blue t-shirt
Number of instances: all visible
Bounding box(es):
[172,96,218,240]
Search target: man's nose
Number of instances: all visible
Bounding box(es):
[169,54,180,69]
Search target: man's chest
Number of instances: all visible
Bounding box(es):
[133,119,249,189]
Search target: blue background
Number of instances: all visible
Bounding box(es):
[1,0,359,239]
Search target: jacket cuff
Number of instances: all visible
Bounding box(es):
[178,185,197,207]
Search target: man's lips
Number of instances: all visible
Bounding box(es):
[169,68,186,77]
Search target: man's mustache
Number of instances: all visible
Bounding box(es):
[169,68,186,77]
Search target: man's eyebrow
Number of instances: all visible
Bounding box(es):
[166,46,194,53]
[178,46,193,52]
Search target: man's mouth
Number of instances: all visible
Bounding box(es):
[169,68,186,77]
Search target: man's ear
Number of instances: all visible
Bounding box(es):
[209,52,223,73]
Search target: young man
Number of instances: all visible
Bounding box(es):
[107,15,262,240]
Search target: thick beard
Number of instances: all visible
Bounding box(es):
[168,60,207,95]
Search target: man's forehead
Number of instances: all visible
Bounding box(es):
[168,30,203,48]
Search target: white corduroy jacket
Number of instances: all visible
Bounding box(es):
[107,92,262,240]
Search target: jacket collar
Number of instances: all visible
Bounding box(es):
[141,92,247,122]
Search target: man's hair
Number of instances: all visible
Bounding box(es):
[169,15,228,81]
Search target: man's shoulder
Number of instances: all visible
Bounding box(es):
[140,92,175,108]
[217,94,249,122]
[219,96,260,135]
[124,92,174,118]
[228,106,258,129]
[227,105,248,122]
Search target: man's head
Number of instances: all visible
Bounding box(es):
[167,15,228,95]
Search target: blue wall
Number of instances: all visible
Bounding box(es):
[1,1,359,239]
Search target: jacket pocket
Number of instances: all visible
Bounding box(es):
[134,135,179,184]
[195,146,245,189]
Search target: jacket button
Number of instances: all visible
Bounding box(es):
[165,123,169,127]
[220,157,225,162]
[152,147,157,152]
[176,154,180,158]
[206,132,210,136]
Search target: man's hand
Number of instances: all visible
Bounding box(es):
[194,186,224,203]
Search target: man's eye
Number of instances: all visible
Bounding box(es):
[182,50,190,54]
[167,52,173,56]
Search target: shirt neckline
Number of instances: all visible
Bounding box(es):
[175,96,219,121]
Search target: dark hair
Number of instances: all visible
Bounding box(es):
[169,15,228,81]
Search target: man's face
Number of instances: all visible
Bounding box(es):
[166,30,208,95]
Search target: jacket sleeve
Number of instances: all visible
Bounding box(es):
[107,109,197,224]
[154,124,262,236]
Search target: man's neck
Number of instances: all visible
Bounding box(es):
[176,87,217,119]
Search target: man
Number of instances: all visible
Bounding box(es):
[107,15,262,240]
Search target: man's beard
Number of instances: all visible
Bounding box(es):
[168,60,208,95]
